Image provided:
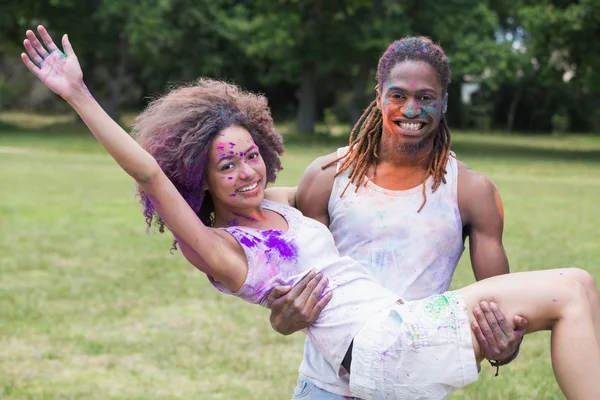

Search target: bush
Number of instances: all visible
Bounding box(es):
[551,110,569,134]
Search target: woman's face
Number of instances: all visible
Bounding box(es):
[204,125,267,210]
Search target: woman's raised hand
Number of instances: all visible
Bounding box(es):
[21,25,85,101]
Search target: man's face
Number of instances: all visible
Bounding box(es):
[378,61,446,154]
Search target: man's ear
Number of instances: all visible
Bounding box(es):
[375,84,382,110]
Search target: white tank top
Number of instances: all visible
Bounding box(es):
[299,147,465,395]
[209,199,399,373]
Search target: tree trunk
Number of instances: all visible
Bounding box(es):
[507,86,522,131]
[296,63,317,135]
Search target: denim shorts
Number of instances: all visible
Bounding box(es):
[292,376,359,400]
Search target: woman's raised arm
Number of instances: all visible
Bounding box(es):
[21,26,243,284]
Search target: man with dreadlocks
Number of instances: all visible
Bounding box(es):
[266,37,529,399]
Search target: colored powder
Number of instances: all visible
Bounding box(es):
[233,212,257,221]
[423,104,436,114]
[388,309,403,327]
[411,82,415,87]
[261,230,297,259]
[229,142,236,148]
[237,231,260,248]
[80,81,95,100]
[425,295,449,316]
[216,142,225,150]
[228,177,233,180]
[239,152,246,157]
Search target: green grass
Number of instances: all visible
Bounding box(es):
[1,118,599,399]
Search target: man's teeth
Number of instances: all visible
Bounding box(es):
[237,182,258,192]
[398,122,423,131]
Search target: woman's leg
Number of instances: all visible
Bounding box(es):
[459,268,600,400]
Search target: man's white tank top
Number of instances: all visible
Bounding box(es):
[298,146,465,396]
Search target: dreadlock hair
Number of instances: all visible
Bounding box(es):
[131,78,284,251]
[323,36,452,212]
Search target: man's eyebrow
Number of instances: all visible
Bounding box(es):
[386,85,437,93]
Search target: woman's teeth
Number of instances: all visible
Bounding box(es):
[237,182,258,193]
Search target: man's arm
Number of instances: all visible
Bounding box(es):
[295,152,339,224]
[265,186,297,207]
[266,152,339,335]
[458,162,528,364]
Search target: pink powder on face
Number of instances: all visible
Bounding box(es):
[411,82,415,87]
[216,142,226,150]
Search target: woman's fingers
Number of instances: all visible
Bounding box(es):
[20,52,41,77]
[37,25,59,53]
[23,39,44,67]
[62,34,75,57]
[25,29,49,60]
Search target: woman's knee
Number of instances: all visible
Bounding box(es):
[562,268,598,298]
[559,273,594,319]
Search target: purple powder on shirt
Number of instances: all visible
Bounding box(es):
[237,230,260,248]
[261,230,297,258]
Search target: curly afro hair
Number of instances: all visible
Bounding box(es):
[131,78,284,239]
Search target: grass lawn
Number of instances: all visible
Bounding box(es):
[1,118,599,399]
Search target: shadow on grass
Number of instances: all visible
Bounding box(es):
[284,131,600,164]
[451,140,600,164]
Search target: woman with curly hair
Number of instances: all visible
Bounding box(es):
[21,26,600,399]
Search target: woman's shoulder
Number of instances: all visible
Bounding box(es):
[264,186,296,206]
[261,198,301,217]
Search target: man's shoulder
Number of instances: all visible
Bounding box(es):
[456,159,497,193]
[296,151,340,222]
[300,151,339,186]
[456,159,501,225]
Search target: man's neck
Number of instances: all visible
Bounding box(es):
[369,137,434,190]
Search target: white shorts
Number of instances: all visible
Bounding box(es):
[349,291,479,400]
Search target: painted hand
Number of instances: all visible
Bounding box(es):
[21,25,84,100]
[266,271,332,335]
[472,301,528,362]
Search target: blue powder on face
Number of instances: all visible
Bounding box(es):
[261,230,297,259]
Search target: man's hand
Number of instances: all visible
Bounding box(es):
[267,271,332,335]
[471,301,528,362]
